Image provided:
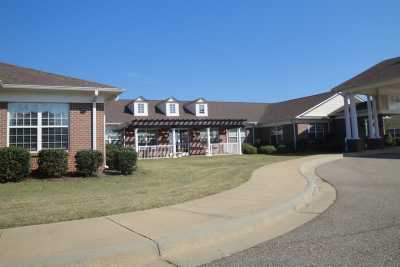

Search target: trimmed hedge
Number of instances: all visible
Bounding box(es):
[117,148,137,175]
[106,144,121,170]
[38,150,68,178]
[242,143,257,154]
[106,145,137,175]
[75,150,103,177]
[0,146,31,183]
[258,145,277,154]
[276,144,292,154]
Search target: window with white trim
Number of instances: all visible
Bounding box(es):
[228,129,238,143]
[210,128,219,143]
[137,103,145,114]
[168,103,177,114]
[105,128,122,145]
[8,103,69,151]
[137,129,157,146]
[307,123,327,139]
[271,126,283,144]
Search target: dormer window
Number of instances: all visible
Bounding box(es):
[195,102,208,116]
[166,102,179,116]
[131,97,148,116]
[137,103,145,114]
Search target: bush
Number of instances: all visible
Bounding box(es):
[0,147,31,183]
[385,134,395,146]
[276,144,292,154]
[117,148,137,175]
[258,145,277,154]
[38,150,68,178]
[75,150,103,177]
[106,144,121,170]
[242,143,257,154]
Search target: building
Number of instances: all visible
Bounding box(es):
[0,62,122,171]
[1,57,400,167]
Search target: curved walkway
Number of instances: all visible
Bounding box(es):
[0,155,338,267]
[203,150,400,267]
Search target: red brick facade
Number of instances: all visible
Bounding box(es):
[69,103,105,171]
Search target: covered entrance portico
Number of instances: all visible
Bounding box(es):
[332,57,400,151]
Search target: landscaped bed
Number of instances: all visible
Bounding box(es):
[0,154,299,228]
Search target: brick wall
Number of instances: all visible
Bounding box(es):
[0,102,7,148]
[68,103,106,171]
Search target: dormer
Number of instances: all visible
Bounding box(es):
[128,96,148,116]
[184,98,208,117]
[157,97,180,116]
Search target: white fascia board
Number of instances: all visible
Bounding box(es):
[0,89,105,103]
[2,83,124,92]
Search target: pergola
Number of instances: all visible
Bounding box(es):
[332,57,400,150]
[126,118,247,157]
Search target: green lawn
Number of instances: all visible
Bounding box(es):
[0,154,299,228]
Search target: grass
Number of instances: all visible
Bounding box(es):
[0,154,299,228]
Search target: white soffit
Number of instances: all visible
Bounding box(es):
[296,94,345,118]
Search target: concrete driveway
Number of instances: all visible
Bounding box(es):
[202,152,400,267]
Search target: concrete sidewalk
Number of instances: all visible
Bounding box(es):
[0,154,341,267]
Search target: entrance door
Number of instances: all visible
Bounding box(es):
[176,129,190,154]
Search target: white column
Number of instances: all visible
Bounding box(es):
[344,94,352,139]
[134,128,139,152]
[92,102,97,150]
[237,128,242,155]
[372,96,381,138]
[206,127,211,156]
[366,95,375,138]
[349,94,359,139]
[172,128,177,157]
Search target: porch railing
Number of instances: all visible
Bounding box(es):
[210,143,241,155]
[137,145,174,159]
[136,142,241,159]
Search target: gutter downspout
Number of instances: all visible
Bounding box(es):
[92,89,99,150]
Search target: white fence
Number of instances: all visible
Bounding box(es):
[210,143,241,155]
[137,143,241,159]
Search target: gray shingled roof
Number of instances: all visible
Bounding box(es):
[332,57,400,92]
[0,62,116,88]
[105,92,336,125]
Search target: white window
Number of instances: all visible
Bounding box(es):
[105,129,122,145]
[307,123,327,139]
[166,103,179,116]
[8,103,69,152]
[169,103,176,114]
[137,103,145,114]
[134,102,148,116]
[137,129,157,146]
[228,129,238,143]
[196,103,208,116]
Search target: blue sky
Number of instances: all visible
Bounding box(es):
[1,0,399,102]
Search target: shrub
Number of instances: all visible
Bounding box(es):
[242,143,257,154]
[276,144,292,154]
[0,147,31,183]
[258,145,277,154]
[106,144,121,170]
[75,150,103,177]
[385,134,395,146]
[117,148,137,175]
[38,150,68,178]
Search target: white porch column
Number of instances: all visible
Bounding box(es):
[237,128,242,155]
[344,94,352,139]
[134,128,139,152]
[172,128,177,157]
[366,95,375,138]
[372,96,381,138]
[349,94,359,139]
[206,127,211,156]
